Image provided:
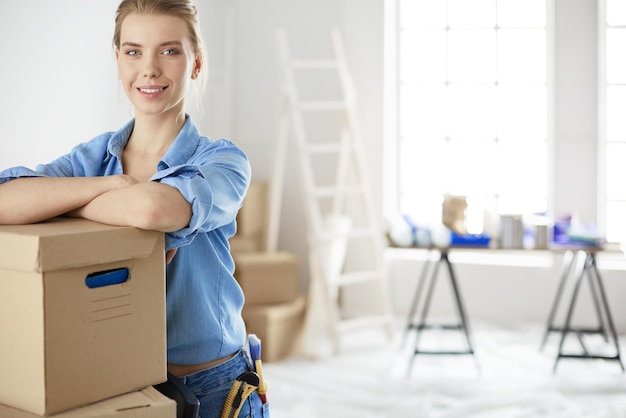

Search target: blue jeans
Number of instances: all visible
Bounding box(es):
[182,350,270,418]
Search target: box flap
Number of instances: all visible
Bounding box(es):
[0,218,163,273]
[0,387,176,418]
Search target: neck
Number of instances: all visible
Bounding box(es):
[129,111,187,154]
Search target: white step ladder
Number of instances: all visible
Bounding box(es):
[267,27,395,354]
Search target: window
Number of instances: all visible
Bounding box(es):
[387,0,551,234]
[601,0,626,244]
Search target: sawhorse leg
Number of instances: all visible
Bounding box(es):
[553,250,624,372]
[541,250,574,350]
[542,250,609,350]
[407,250,478,375]
[402,249,434,348]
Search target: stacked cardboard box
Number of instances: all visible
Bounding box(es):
[0,387,175,418]
[232,181,306,363]
[0,218,174,417]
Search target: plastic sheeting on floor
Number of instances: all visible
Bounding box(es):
[263,321,626,417]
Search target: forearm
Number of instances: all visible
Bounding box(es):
[75,181,192,232]
[0,176,131,225]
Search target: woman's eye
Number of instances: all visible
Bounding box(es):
[126,50,140,57]
[163,49,179,56]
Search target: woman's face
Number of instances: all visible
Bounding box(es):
[116,13,199,119]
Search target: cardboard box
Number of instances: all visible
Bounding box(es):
[0,387,176,418]
[229,235,261,254]
[236,181,267,249]
[242,296,306,362]
[233,251,301,305]
[0,218,167,416]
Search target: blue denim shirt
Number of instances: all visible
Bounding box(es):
[0,116,251,364]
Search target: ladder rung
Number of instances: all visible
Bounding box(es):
[299,101,346,111]
[337,270,386,286]
[291,59,338,69]
[337,315,395,333]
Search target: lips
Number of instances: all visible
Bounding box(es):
[140,87,163,93]
[136,85,168,98]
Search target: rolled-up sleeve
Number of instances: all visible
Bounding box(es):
[0,132,118,183]
[0,166,43,184]
[0,154,80,182]
[153,140,251,249]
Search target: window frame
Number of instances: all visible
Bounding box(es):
[384,0,556,234]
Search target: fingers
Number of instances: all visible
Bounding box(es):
[165,248,178,264]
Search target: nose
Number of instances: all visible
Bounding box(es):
[143,55,160,79]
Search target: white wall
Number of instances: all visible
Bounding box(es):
[553,0,598,224]
[0,0,125,170]
[0,0,235,170]
[1,0,623,332]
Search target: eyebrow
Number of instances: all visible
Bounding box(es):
[121,40,184,48]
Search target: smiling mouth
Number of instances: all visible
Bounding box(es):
[138,87,167,94]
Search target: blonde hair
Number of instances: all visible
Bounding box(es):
[113,0,208,108]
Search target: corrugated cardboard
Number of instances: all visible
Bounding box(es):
[242,296,306,362]
[233,251,301,305]
[0,387,176,418]
[0,218,167,416]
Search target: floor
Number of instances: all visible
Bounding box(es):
[263,321,626,417]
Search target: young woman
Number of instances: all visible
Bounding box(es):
[0,1,268,417]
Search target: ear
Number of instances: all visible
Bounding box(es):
[191,55,202,80]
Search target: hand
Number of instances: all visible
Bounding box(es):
[166,248,178,264]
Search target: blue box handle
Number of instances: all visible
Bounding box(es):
[85,268,129,289]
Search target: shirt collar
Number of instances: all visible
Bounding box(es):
[160,115,203,169]
[108,119,134,159]
[106,115,203,168]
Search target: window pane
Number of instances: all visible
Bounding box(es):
[606,201,626,244]
[606,29,626,84]
[400,192,443,226]
[400,0,446,29]
[400,85,447,138]
[606,143,626,200]
[448,29,496,82]
[498,29,546,83]
[447,139,497,195]
[498,85,547,140]
[496,140,548,198]
[606,86,626,142]
[607,0,626,25]
[498,0,546,27]
[399,139,446,197]
[497,194,547,215]
[448,85,496,139]
[400,29,446,83]
[448,0,496,28]
[398,139,446,223]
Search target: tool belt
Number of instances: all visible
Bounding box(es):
[220,371,259,418]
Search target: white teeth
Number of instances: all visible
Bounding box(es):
[140,88,162,93]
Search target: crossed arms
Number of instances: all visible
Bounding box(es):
[0,175,192,233]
